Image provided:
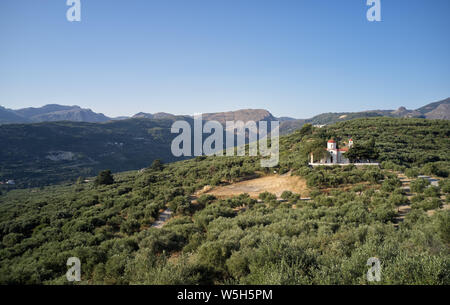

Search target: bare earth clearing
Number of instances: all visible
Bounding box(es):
[152,172,448,229]
[201,174,309,199]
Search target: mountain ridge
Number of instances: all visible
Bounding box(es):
[1,97,449,128]
[0,104,110,124]
[277,97,450,133]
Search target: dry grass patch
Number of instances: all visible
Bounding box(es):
[203,174,309,199]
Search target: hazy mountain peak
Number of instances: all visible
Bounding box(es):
[3,104,110,124]
[202,109,275,124]
[1,98,449,126]
[425,103,450,120]
[390,106,422,118]
[132,112,154,119]
[416,97,450,114]
[0,106,31,124]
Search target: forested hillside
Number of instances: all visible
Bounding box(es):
[0,118,191,188]
[0,117,448,284]
[0,112,275,188]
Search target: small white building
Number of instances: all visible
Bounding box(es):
[309,138,379,166]
[310,139,353,165]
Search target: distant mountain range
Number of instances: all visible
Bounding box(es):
[0,97,448,188]
[277,97,450,134]
[311,97,450,122]
[0,104,110,124]
[132,112,178,120]
[1,97,448,127]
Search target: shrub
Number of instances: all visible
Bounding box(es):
[258,192,277,202]
[150,159,164,171]
[437,211,450,243]
[120,219,141,235]
[95,170,114,186]
[169,196,190,214]
[389,194,408,207]
[2,233,24,247]
[226,250,250,279]
[118,187,132,195]
[381,161,398,170]
[405,168,419,178]
[412,198,442,211]
[410,194,425,204]
[197,195,217,207]
[381,178,402,192]
[281,191,293,200]
[439,179,450,194]
[372,203,396,223]
[410,178,430,193]
[421,163,448,178]
[423,186,440,198]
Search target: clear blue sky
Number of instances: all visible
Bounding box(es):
[0,0,449,118]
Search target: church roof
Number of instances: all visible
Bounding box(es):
[327,139,336,143]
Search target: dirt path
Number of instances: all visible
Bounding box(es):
[394,172,447,224]
[151,208,173,229]
[394,173,413,225]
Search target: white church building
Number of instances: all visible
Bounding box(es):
[309,138,379,166]
[309,138,353,165]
